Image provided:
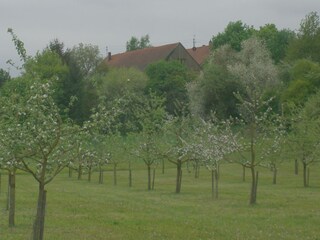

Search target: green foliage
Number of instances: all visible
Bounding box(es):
[146,60,192,115]
[0,69,11,87]
[255,24,295,64]
[286,11,320,62]
[95,67,148,102]
[126,34,152,51]
[211,21,254,51]
[281,59,320,105]
[188,45,241,119]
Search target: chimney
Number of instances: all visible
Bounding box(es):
[108,52,112,61]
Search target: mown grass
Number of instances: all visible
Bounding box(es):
[0,161,319,240]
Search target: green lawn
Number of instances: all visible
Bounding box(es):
[0,162,319,240]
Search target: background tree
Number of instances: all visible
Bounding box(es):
[126,34,152,51]
[211,20,254,51]
[0,69,11,87]
[255,24,295,64]
[95,67,148,102]
[146,60,193,115]
[288,92,320,187]
[188,45,242,119]
[228,37,280,205]
[281,59,320,106]
[286,11,320,62]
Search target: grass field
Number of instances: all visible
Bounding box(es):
[0,162,319,240]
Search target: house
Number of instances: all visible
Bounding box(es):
[187,45,211,66]
[103,42,202,71]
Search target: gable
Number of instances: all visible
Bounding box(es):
[104,42,201,71]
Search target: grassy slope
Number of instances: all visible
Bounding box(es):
[0,162,319,240]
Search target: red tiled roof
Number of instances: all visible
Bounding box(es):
[187,45,211,65]
[104,43,180,71]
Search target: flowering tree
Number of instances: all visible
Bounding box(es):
[228,37,281,204]
[191,116,239,199]
[132,92,166,190]
[0,79,76,239]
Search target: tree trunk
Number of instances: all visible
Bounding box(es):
[303,162,308,187]
[0,172,2,196]
[129,169,132,187]
[194,162,200,179]
[175,162,182,193]
[8,171,15,227]
[147,165,151,190]
[88,167,92,182]
[249,167,257,205]
[152,168,156,190]
[211,169,215,199]
[242,165,246,182]
[294,159,299,175]
[272,168,277,185]
[99,169,104,184]
[215,168,219,199]
[254,171,259,201]
[113,163,117,186]
[307,167,310,187]
[78,165,82,180]
[162,159,165,174]
[68,167,72,178]
[33,183,47,240]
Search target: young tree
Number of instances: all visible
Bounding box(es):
[0,79,76,239]
[288,92,320,187]
[228,37,280,204]
[133,92,166,190]
[191,116,239,199]
[164,104,193,193]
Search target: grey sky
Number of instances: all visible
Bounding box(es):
[1,0,319,76]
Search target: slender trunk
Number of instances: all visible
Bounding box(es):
[147,165,151,190]
[307,167,310,187]
[152,168,156,190]
[254,171,259,199]
[33,182,47,240]
[249,121,257,205]
[99,168,103,184]
[78,165,82,180]
[88,167,92,182]
[128,161,132,187]
[249,166,256,205]
[242,165,246,182]
[0,172,2,196]
[8,171,15,227]
[272,167,277,185]
[113,163,117,186]
[162,159,165,174]
[215,168,219,199]
[303,162,308,187]
[294,159,299,175]
[211,169,215,199]
[176,162,182,193]
[194,162,199,178]
[68,167,72,178]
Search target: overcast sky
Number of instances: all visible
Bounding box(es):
[1,0,319,76]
